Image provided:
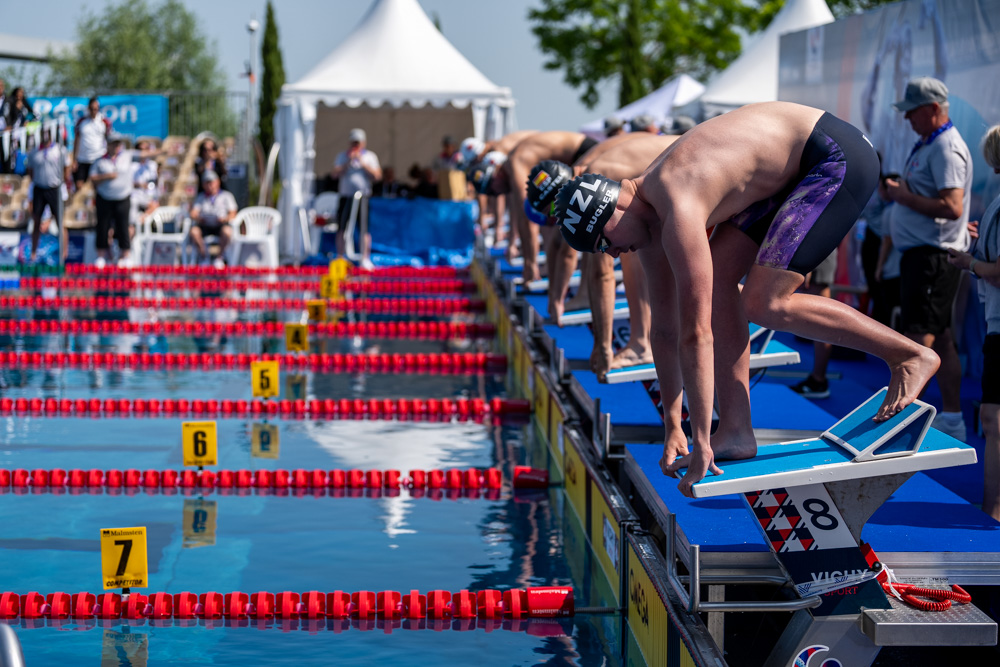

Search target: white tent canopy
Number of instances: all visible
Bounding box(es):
[275,0,515,259]
[678,0,834,120]
[580,74,706,138]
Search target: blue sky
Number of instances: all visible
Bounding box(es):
[1,0,622,132]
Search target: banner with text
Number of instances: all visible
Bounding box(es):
[28,95,169,144]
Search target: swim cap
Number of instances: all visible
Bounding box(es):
[458,137,484,165]
[554,173,621,253]
[468,151,507,195]
[525,160,573,225]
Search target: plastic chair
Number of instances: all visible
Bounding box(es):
[227,206,282,267]
[139,206,189,266]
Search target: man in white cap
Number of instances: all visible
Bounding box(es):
[331,128,381,269]
[881,76,973,441]
[189,169,238,268]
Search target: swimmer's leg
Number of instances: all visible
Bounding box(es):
[742,264,940,422]
[611,251,653,369]
[707,224,758,461]
[564,252,590,313]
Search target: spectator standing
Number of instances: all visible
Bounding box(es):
[882,77,972,441]
[89,134,133,267]
[790,249,839,399]
[130,139,160,210]
[72,97,111,191]
[331,128,381,269]
[0,78,6,119]
[26,127,70,263]
[194,137,228,195]
[431,135,458,171]
[945,124,1000,520]
[189,170,237,269]
[5,87,34,128]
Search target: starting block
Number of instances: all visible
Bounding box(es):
[681,390,991,664]
[604,325,799,384]
[559,297,629,326]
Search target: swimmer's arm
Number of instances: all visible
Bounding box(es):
[639,249,684,441]
[659,208,715,452]
[546,230,576,324]
[886,179,964,220]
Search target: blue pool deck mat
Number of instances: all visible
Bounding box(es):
[626,443,1000,556]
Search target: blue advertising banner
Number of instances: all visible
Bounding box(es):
[28,95,169,143]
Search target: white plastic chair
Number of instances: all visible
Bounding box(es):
[309,192,339,254]
[227,206,282,267]
[139,206,189,266]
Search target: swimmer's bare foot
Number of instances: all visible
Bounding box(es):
[522,263,541,284]
[876,347,940,421]
[665,429,755,479]
[505,244,520,262]
[708,426,758,462]
[610,344,652,370]
[548,297,564,327]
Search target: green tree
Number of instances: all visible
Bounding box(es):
[529,0,783,109]
[46,0,235,138]
[258,1,285,155]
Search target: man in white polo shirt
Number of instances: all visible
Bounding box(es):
[189,169,238,269]
[882,77,973,441]
[26,127,70,263]
[72,97,111,190]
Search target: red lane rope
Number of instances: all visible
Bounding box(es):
[2,467,503,493]
[1,586,573,621]
[0,350,507,373]
[18,277,477,294]
[0,295,485,314]
[0,319,496,340]
[0,396,532,419]
[64,265,469,278]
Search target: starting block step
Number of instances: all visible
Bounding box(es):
[559,298,629,326]
[862,595,997,646]
[691,389,976,499]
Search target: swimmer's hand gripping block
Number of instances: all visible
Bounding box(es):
[822,387,935,462]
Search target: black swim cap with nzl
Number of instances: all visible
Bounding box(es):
[525,160,573,224]
[554,173,621,253]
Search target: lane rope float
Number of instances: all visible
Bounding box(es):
[64,265,469,278]
[18,277,477,295]
[1,467,504,493]
[0,396,532,419]
[0,319,496,340]
[0,295,485,314]
[0,350,507,373]
[0,586,573,622]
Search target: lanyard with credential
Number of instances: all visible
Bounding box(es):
[906,120,953,162]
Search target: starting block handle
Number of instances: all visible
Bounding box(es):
[822,388,935,462]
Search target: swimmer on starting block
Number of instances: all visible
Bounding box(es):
[553,102,940,496]
[470,131,599,283]
[524,133,680,379]
[467,131,539,254]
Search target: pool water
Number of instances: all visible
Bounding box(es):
[0,310,624,665]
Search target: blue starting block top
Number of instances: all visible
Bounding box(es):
[627,443,1000,554]
[688,390,974,498]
